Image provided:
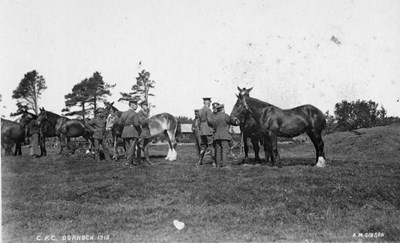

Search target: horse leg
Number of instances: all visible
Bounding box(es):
[17,143,22,155]
[263,135,271,164]
[242,135,249,164]
[169,130,178,161]
[269,132,281,168]
[164,130,176,161]
[58,135,66,155]
[40,136,46,156]
[251,137,260,163]
[306,130,326,167]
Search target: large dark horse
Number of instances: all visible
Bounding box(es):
[104,101,180,161]
[36,108,93,155]
[230,87,326,168]
[1,118,24,155]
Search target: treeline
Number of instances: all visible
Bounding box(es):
[325,99,399,133]
[10,69,155,120]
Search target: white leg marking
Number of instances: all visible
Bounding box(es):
[316,156,326,167]
[165,148,172,160]
[169,149,177,161]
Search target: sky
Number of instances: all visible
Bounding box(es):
[1,0,400,120]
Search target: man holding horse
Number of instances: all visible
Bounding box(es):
[137,100,152,165]
[208,104,234,168]
[86,108,111,162]
[197,97,214,165]
[118,100,141,166]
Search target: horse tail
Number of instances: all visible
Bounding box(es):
[175,119,182,137]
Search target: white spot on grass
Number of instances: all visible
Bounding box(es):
[173,220,185,230]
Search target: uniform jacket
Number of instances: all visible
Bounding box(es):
[138,109,151,138]
[208,112,234,141]
[118,109,140,138]
[198,106,214,136]
[87,116,107,139]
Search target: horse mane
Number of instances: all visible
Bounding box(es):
[246,96,276,109]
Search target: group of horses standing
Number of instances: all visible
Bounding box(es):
[1,103,180,162]
[2,87,327,168]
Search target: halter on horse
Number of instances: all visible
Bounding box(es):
[104,101,180,161]
[230,87,326,168]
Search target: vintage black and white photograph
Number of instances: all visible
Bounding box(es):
[1,0,399,242]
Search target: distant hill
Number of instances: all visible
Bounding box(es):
[324,123,400,162]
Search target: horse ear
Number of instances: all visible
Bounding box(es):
[237,86,242,92]
[248,87,253,92]
[111,102,114,105]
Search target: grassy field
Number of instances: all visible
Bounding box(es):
[2,124,400,242]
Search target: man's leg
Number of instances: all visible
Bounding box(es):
[94,139,101,162]
[100,139,110,161]
[198,136,208,165]
[221,140,230,167]
[215,140,222,167]
[143,138,151,164]
[32,133,39,156]
[124,139,131,159]
[137,137,143,162]
[29,134,34,156]
[126,138,138,166]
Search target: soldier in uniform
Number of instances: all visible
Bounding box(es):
[86,108,110,162]
[197,97,214,165]
[118,100,141,166]
[137,100,152,165]
[191,109,201,154]
[212,102,220,113]
[208,104,234,167]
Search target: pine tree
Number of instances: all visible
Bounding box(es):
[63,72,115,120]
[12,70,47,115]
[119,70,155,109]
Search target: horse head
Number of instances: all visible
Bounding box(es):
[36,107,48,126]
[237,86,253,98]
[230,88,253,126]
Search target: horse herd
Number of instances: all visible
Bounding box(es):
[1,87,327,167]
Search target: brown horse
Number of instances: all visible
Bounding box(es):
[1,118,24,155]
[104,101,180,161]
[230,87,326,168]
[36,108,93,154]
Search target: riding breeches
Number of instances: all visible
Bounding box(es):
[94,138,110,161]
[137,137,150,160]
[125,138,138,164]
[214,139,230,167]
